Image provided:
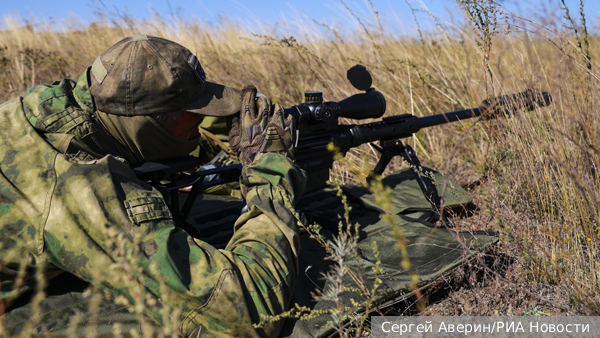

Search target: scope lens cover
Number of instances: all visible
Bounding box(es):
[347,64,372,91]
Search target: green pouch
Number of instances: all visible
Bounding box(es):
[124,190,173,224]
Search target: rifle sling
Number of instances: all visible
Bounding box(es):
[397,212,438,228]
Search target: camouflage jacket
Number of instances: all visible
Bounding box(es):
[0,68,306,337]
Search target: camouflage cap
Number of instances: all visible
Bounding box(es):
[89,35,241,117]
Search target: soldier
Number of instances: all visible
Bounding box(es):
[0,35,306,337]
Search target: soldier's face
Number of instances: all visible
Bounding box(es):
[153,111,204,140]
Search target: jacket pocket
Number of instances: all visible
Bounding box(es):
[124,190,172,224]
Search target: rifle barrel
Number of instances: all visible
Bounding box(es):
[346,107,483,148]
[416,107,481,128]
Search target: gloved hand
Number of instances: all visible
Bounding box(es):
[229,85,296,166]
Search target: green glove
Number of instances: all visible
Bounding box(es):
[230,85,296,166]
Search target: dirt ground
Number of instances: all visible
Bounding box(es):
[418,249,588,317]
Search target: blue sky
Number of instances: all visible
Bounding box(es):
[1,0,598,34]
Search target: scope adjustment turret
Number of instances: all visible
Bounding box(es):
[305,91,323,104]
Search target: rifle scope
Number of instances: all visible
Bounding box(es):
[284,90,386,124]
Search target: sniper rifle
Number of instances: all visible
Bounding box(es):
[133,64,553,236]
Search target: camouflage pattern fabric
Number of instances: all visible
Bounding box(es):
[2,272,163,337]
[95,110,201,166]
[89,35,242,118]
[0,69,307,337]
[478,89,548,119]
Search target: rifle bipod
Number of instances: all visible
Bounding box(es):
[371,139,451,227]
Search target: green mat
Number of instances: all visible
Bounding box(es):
[280,169,497,337]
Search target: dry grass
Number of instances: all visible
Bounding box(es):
[0,0,599,335]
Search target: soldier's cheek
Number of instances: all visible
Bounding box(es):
[187,128,200,140]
